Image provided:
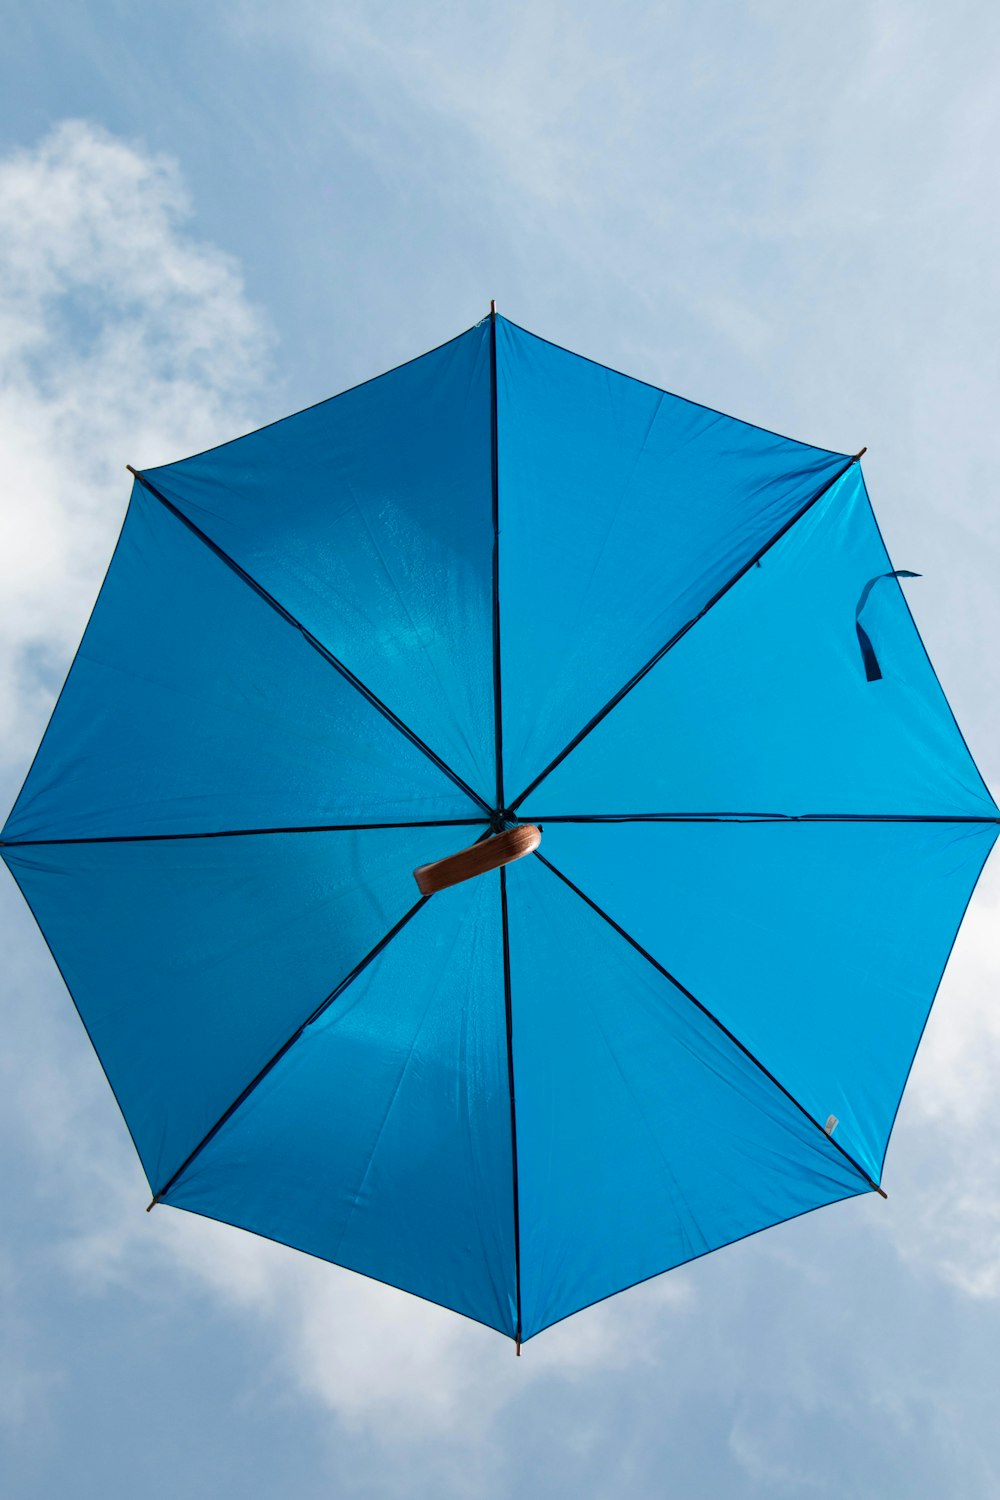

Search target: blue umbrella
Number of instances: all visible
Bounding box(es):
[3,309,995,1350]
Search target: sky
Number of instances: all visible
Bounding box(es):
[2,2,1000,1496]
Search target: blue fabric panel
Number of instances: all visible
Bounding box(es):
[164,873,516,1337]
[3,311,993,1343]
[143,325,495,805]
[494,318,852,805]
[505,853,867,1340]
[3,489,477,844]
[535,820,996,1184]
[530,470,995,818]
[2,823,468,1192]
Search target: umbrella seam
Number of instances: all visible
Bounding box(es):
[0,819,486,849]
[500,866,523,1348]
[508,451,864,811]
[517,813,1000,825]
[532,850,886,1199]
[494,314,521,1344]
[6,816,999,851]
[490,306,506,815]
[127,468,492,817]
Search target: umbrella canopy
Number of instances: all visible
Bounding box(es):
[3,311,995,1348]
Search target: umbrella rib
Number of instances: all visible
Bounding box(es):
[521,812,1000,825]
[146,893,433,1209]
[533,850,888,1199]
[499,866,523,1351]
[490,303,506,815]
[126,467,492,817]
[0,819,484,850]
[508,451,864,812]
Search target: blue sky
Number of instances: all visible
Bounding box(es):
[3,3,1000,1496]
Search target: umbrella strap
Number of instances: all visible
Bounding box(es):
[856,570,921,681]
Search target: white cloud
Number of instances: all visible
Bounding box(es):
[141,1211,691,1442]
[0,120,270,769]
[27,985,692,1448]
[0,120,695,1455]
[4,885,694,1455]
[221,0,1000,1332]
[5,28,1000,1480]
[0,1243,63,1434]
[728,1415,831,1496]
[12,945,694,1455]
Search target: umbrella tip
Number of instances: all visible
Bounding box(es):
[126,463,140,477]
[853,446,867,461]
[490,298,496,317]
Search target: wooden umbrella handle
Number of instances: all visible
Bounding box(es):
[413,825,542,895]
